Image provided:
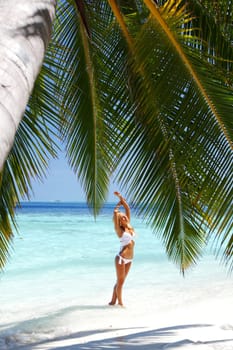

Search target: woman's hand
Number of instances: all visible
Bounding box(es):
[114,191,120,197]
[114,191,125,202]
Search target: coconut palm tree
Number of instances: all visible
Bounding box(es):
[0,0,232,272]
[0,0,57,269]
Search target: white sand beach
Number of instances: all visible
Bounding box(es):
[4,294,232,350]
[31,322,233,350]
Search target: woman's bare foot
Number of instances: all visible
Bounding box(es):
[117,303,125,308]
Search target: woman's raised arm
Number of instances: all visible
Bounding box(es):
[114,191,130,221]
[113,200,122,236]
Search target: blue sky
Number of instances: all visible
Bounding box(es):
[29,150,116,202]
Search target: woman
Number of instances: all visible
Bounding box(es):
[109,191,135,307]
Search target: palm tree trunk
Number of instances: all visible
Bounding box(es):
[0,0,56,170]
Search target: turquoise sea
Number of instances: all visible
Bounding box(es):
[0,202,232,349]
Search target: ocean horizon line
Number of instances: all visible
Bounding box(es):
[18,200,116,204]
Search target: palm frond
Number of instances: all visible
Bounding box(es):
[52,0,137,213]
[113,0,233,271]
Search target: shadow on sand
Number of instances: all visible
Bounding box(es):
[1,305,233,350]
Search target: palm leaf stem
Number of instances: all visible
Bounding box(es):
[143,0,232,150]
[73,8,98,208]
[107,0,134,49]
[74,0,91,37]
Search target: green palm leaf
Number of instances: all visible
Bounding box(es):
[112,0,233,271]
[53,0,137,213]
[49,0,232,270]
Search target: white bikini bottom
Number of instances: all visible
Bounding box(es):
[117,254,133,265]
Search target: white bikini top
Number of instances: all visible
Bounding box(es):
[120,231,135,250]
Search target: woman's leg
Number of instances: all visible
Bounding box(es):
[109,256,119,305]
[109,256,132,306]
[115,257,132,306]
[115,260,125,306]
[124,261,132,280]
[109,283,117,305]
